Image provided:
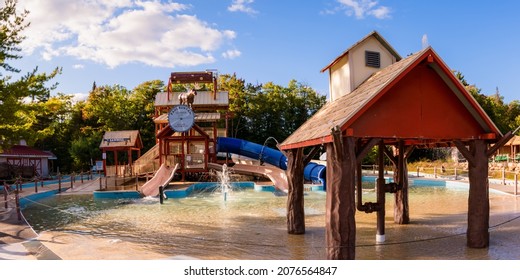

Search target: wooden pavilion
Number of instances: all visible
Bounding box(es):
[100,130,143,176]
[279,31,512,259]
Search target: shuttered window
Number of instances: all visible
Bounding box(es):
[365,51,381,68]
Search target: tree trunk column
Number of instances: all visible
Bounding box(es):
[467,139,490,248]
[287,148,305,234]
[394,141,410,224]
[326,127,356,259]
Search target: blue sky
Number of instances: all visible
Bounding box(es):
[13,0,520,103]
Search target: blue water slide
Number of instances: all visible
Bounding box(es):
[216,137,326,187]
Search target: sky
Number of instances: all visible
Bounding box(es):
[11,0,520,103]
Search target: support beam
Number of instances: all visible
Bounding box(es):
[304,146,321,165]
[467,139,490,248]
[454,141,475,167]
[455,139,491,247]
[326,126,357,260]
[394,140,410,224]
[486,128,519,157]
[356,138,379,165]
[286,148,305,234]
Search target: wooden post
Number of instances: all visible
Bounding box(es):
[393,141,410,224]
[34,178,38,193]
[502,167,506,185]
[325,127,356,260]
[515,174,518,196]
[70,173,74,189]
[81,171,84,184]
[3,183,8,209]
[416,166,419,177]
[58,173,62,193]
[99,176,103,190]
[159,186,164,204]
[15,190,21,221]
[457,140,490,248]
[286,148,305,234]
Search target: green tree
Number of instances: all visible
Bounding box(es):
[130,80,164,151]
[0,0,61,150]
[221,76,326,146]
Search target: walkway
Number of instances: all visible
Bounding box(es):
[0,178,93,259]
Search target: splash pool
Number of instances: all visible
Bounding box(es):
[22,180,520,260]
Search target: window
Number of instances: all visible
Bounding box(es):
[365,51,381,68]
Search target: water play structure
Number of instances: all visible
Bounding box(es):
[96,70,326,197]
[88,31,516,261]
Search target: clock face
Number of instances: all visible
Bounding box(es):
[168,105,195,132]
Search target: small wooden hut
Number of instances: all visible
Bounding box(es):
[100,130,143,176]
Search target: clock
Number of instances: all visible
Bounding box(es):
[168,105,195,132]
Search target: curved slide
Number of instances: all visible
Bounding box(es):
[139,163,179,197]
[216,137,326,188]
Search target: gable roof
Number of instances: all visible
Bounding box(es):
[100,130,143,149]
[505,135,520,146]
[0,145,56,159]
[321,30,402,73]
[280,47,502,150]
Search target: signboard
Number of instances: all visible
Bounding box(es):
[103,137,130,143]
[95,160,104,172]
[168,105,195,132]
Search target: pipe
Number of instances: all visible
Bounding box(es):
[356,163,383,213]
[376,141,386,243]
[159,186,164,204]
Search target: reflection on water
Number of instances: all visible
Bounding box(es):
[22,185,520,260]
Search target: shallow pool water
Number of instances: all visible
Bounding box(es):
[22,184,520,260]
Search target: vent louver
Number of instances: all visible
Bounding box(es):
[365,51,381,68]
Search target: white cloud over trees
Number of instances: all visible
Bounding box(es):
[18,0,239,68]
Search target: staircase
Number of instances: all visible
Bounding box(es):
[133,144,160,174]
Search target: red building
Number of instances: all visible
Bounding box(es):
[0,142,57,178]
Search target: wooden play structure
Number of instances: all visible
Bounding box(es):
[152,71,229,180]
[280,31,514,259]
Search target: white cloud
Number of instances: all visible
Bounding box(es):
[336,0,391,19]
[18,0,238,68]
[72,64,84,69]
[71,92,89,103]
[228,0,258,15]
[222,49,241,59]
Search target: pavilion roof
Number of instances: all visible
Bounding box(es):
[280,47,502,150]
[99,130,143,150]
